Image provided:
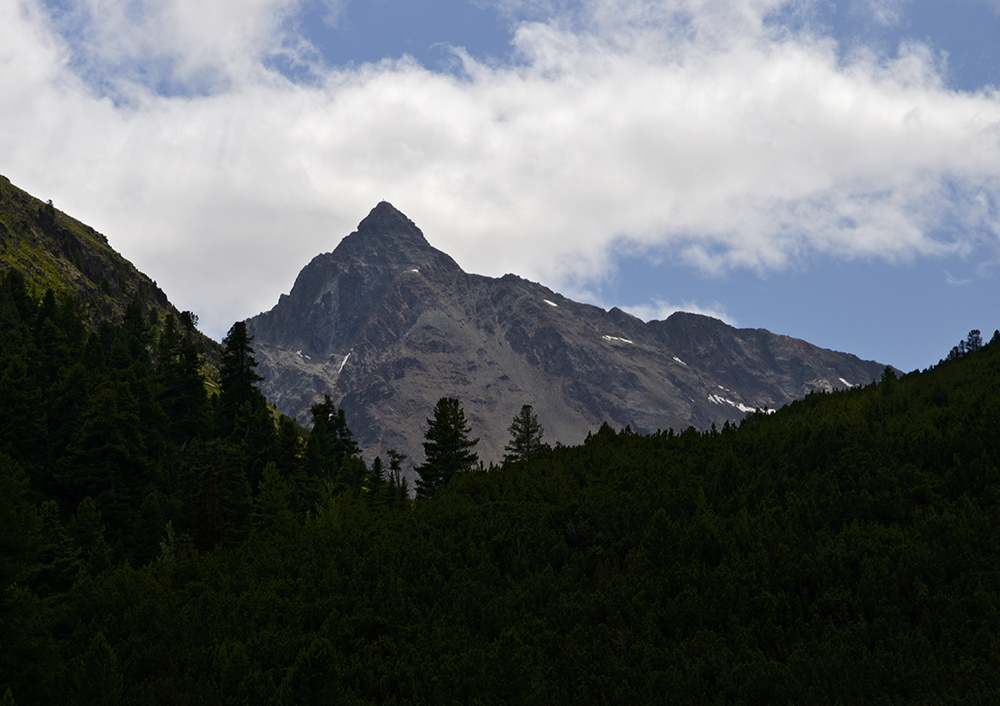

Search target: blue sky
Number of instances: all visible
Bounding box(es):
[2,0,999,373]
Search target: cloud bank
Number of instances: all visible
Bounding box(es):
[2,0,999,339]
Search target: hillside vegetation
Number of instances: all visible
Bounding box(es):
[0,176,218,365]
[2,270,1000,704]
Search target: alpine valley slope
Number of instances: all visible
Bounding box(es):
[0,174,176,325]
[0,175,219,362]
[248,202,887,462]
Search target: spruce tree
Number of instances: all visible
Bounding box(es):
[72,631,123,706]
[276,638,343,705]
[69,498,113,576]
[216,322,274,486]
[58,379,151,548]
[0,350,46,470]
[34,500,81,594]
[251,462,294,536]
[156,313,209,447]
[503,404,549,464]
[186,439,251,549]
[305,397,359,491]
[217,321,266,436]
[416,397,478,499]
[366,456,387,508]
[0,453,39,602]
[121,294,152,361]
[386,448,409,509]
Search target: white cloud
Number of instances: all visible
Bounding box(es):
[319,0,350,28]
[40,0,315,94]
[852,0,909,27]
[2,0,999,340]
[622,299,737,325]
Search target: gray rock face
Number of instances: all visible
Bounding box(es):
[247,202,887,464]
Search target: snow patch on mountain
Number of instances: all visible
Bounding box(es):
[708,394,756,414]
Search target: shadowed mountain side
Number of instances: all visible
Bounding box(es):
[247,202,888,464]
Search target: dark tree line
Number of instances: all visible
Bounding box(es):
[945,328,984,361]
[4,269,1000,704]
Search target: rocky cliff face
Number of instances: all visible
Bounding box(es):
[247,202,887,464]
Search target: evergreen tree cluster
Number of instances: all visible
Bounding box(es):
[3,270,1000,704]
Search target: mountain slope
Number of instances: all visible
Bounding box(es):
[0,174,218,360]
[247,202,887,463]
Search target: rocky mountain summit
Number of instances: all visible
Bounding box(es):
[247,202,887,463]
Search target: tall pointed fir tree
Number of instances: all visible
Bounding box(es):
[416,397,479,499]
[386,448,409,509]
[156,312,209,448]
[72,631,123,706]
[217,321,267,437]
[503,404,550,464]
[216,321,275,486]
[305,397,360,491]
[251,462,295,537]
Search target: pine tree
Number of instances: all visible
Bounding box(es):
[0,271,35,334]
[0,455,44,706]
[214,640,251,704]
[186,439,251,549]
[365,456,386,508]
[274,416,310,511]
[251,462,294,536]
[156,313,209,448]
[276,638,343,706]
[69,498,113,576]
[33,500,81,594]
[72,631,123,706]
[503,404,550,464]
[306,397,360,492]
[0,453,40,600]
[0,348,46,470]
[416,397,478,499]
[216,322,274,487]
[132,491,167,567]
[370,455,385,486]
[339,456,369,499]
[217,321,266,437]
[57,379,152,546]
[121,294,152,361]
[386,448,409,509]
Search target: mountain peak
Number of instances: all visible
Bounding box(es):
[247,202,464,354]
[248,204,890,464]
[329,201,446,270]
[312,202,469,284]
[357,201,420,236]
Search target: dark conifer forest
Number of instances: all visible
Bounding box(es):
[2,269,1000,704]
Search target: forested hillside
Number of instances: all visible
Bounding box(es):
[0,176,219,366]
[2,270,999,704]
